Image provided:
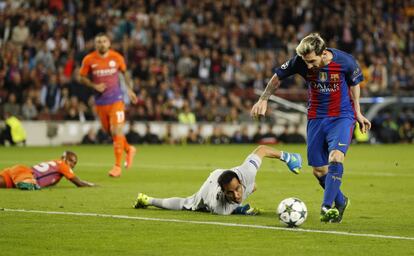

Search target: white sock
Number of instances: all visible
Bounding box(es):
[150,197,186,210]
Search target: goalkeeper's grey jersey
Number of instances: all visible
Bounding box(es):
[183,154,262,215]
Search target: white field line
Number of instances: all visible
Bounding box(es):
[2,208,414,241]
[0,160,412,177]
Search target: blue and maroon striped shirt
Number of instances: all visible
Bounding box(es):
[275,48,363,120]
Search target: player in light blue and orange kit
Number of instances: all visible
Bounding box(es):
[251,33,371,223]
[79,33,138,177]
[0,151,95,189]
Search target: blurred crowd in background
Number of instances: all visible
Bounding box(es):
[80,122,306,145]
[0,0,413,144]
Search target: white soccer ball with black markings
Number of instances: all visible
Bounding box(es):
[277,198,308,227]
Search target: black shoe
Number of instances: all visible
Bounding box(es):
[333,196,350,223]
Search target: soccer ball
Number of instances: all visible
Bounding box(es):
[277,197,308,227]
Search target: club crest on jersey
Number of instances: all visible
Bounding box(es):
[330,73,339,82]
[109,60,116,67]
[319,72,328,82]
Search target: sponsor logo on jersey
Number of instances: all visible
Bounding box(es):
[309,81,340,93]
[92,68,118,76]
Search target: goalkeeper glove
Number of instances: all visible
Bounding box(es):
[233,204,263,215]
[246,207,263,215]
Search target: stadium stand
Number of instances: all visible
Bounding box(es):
[0,0,413,144]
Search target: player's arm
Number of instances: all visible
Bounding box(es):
[252,145,282,160]
[117,53,138,104]
[252,145,302,174]
[120,70,138,104]
[79,75,106,93]
[78,56,106,93]
[69,176,96,187]
[347,58,371,134]
[250,74,281,118]
[236,145,282,186]
[350,84,371,133]
[251,56,300,118]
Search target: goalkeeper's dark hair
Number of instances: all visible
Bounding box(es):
[217,170,240,190]
[62,150,77,160]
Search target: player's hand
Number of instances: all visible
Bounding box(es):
[246,207,263,215]
[356,113,371,133]
[93,83,106,93]
[127,89,138,104]
[87,182,97,187]
[250,99,268,119]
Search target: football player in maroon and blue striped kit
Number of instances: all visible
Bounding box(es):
[251,33,371,223]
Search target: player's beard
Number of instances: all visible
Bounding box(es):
[98,47,109,55]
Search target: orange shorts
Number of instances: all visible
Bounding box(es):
[0,165,36,188]
[95,101,126,133]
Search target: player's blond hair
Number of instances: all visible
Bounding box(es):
[296,33,326,57]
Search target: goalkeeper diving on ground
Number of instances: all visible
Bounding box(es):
[133,145,301,215]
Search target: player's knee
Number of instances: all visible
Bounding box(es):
[329,150,344,163]
[313,167,327,177]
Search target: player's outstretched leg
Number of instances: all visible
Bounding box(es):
[280,151,302,174]
[133,193,187,210]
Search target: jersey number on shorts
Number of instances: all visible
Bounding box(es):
[116,111,125,123]
[33,161,57,173]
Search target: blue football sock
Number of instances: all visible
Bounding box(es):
[316,174,327,188]
[334,187,345,206]
[317,174,345,206]
[322,162,344,207]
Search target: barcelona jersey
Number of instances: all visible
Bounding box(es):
[79,49,127,105]
[275,48,363,119]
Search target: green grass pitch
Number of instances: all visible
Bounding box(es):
[1,144,414,255]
